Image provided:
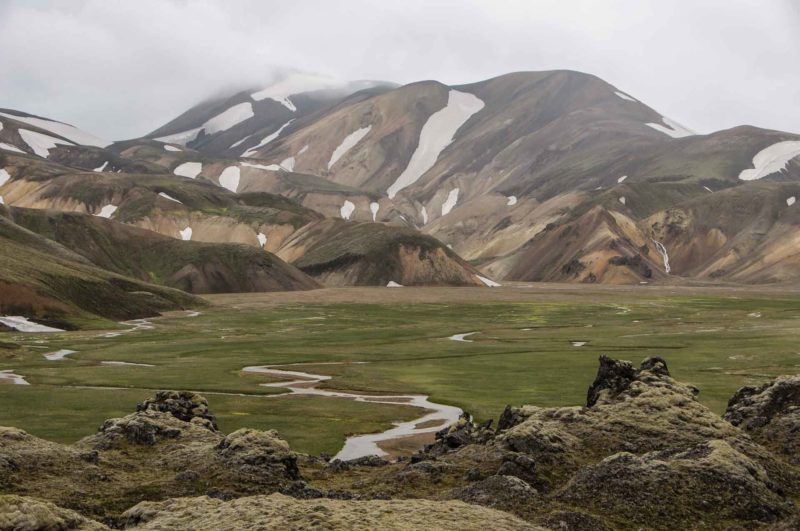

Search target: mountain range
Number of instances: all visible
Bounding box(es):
[1,69,799,323]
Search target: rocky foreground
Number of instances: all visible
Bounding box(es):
[1,357,799,530]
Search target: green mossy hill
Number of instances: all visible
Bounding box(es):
[292,219,482,286]
[0,391,300,520]
[0,214,201,324]
[120,494,543,530]
[9,207,320,293]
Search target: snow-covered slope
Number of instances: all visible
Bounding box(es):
[0,110,110,147]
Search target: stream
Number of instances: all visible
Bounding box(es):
[652,239,671,274]
[242,364,462,461]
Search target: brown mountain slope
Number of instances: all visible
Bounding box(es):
[146,70,799,286]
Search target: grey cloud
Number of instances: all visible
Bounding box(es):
[0,0,797,139]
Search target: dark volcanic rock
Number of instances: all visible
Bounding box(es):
[328,455,389,472]
[450,474,539,511]
[559,440,794,528]
[586,355,669,407]
[137,391,218,431]
[725,375,800,464]
[426,412,495,455]
[496,452,539,487]
[216,428,300,482]
[586,355,637,407]
[537,510,610,531]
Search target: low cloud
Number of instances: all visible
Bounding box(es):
[1,0,797,139]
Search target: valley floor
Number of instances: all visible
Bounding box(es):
[1,283,799,457]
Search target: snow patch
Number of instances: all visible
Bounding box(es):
[229,136,250,149]
[441,188,459,216]
[241,162,282,171]
[0,111,110,147]
[173,162,202,179]
[476,274,501,287]
[506,195,517,206]
[615,91,637,102]
[617,175,628,183]
[619,196,627,205]
[0,316,63,332]
[280,157,295,171]
[420,206,428,224]
[257,232,267,247]
[572,341,587,347]
[448,332,477,342]
[645,117,695,138]
[387,90,484,198]
[96,204,117,218]
[250,73,344,110]
[0,169,10,187]
[0,143,25,154]
[163,144,182,152]
[328,125,372,169]
[704,186,713,192]
[18,129,73,157]
[386,281,403,288]
[340,200,355,220]
[0,196,4,205]
[155,127,201,146]
[101,361,155,367]
[788,196,796,206]
[44,349,77,361]
[0,370,29,385]
[93,161,109,172]
[298,145,309,155]
[370,201,379,221]
[218,166,240,193]
[179,227,192,241]
[202,102,254,135]
[241,120,294,157]
[738,141,800,181]
[158,192,182,204]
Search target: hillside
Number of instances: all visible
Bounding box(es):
[7,207,320,293]
[0,207,201,326]
[285,218,488,287]
[0,152,482,288]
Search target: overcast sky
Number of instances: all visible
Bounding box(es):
[1,0,798,140]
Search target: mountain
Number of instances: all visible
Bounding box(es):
[145,72,396,157]
[145,69,799,284]
[4,68,800,287]
[0,148,485,291]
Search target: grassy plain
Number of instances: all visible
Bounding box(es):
[1,284,798,455]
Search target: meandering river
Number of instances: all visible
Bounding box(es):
[242,364,462,461]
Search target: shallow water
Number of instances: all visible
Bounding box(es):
[242,364,462,461]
